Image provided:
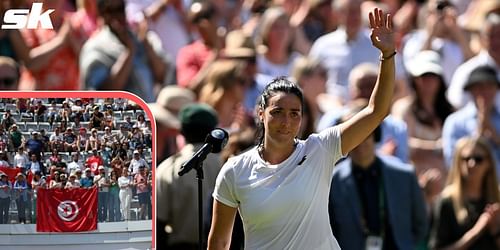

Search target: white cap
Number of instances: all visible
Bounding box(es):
[406,50,443,77]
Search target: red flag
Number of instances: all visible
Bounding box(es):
[36,187,98,232]
[0,166,21,183]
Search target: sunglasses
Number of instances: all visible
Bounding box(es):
[461,155,485,164]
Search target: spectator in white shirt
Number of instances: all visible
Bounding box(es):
[13,147,29,168]
[67,152,83,175]
[129,150,148,176]
[65,173,81,189]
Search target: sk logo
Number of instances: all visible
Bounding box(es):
[1,3,55,29]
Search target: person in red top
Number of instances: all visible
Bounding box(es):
[19,0,80,90]
[176,1,222,93]
[86,149,104,175]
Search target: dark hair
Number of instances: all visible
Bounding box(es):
[256,77,304,146]
[181,124,214,144]
[409,73,454,126]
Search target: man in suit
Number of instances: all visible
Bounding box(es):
[329,102,428,250]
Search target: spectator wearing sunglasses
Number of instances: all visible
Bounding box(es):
[429,136,500,249]
[0,56,19,90]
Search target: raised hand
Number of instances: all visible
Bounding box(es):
[368,8,395,55]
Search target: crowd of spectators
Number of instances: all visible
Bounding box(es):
[0,97,153,224]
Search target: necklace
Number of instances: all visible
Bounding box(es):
[258,139,298,163]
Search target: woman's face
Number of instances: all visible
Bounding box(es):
[267,17,291,50]
[459,144,490,182]
[414,73,441,99]
[260,92,302,146]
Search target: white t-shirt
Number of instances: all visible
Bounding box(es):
[14,153,29,168]
[214,127,344,250]
[118,176,131,190]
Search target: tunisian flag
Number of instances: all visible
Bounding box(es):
[36,187,98,232]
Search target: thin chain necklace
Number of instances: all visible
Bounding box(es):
[258,139,298,163]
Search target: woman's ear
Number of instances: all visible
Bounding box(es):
[257,107,264,123]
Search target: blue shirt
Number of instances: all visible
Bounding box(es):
[80,176,94,188]
[442,102,500,180]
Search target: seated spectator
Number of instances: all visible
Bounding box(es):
[130,125,145,149]
[102,126,118,150]
[117,124,132,143]
[13,173,28,223]
[88,128,101,151]
[0,56,20,90]
[123,116,134,130]
[0,172,11,224]
[80,168,94,188]
[49,127,64,151]
[59,101,71,122]
[77,127,89,152]
[80,0,168,102]
[429,136,500,249]
[46,101,59,125]
[135,113,148,133]
[63,127,78,152]
[65,173,81,189]
[29,100,47,122]
[89,106,105,130]
[71,98,85,114]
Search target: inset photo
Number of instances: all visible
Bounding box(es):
[0,92,155,250]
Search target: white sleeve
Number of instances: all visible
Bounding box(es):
[314,126,345,163]
[212,159,239,208]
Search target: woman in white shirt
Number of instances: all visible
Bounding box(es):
[118,168,133,221]
[208,8,396,250]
